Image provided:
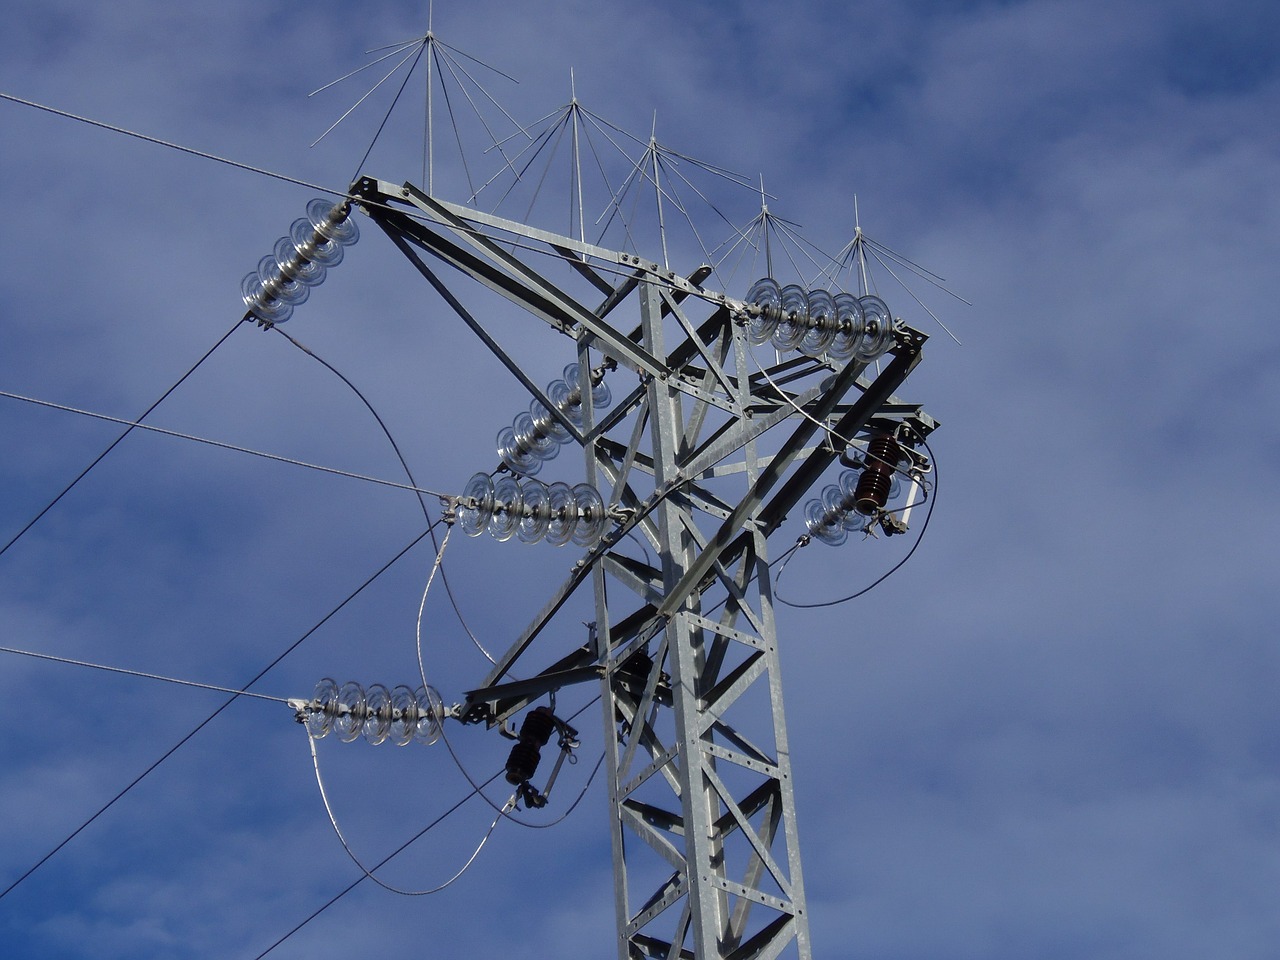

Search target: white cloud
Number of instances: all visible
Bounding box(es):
[2,1,1278,958]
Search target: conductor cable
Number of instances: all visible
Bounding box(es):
[0,388,451,498]
[0,645,288,703]
[0,521,438,903]
[252,769,504,960]
[776,430,938,608]
[307,729,513,896]
[276,326,495,663]
[0,316,246,561]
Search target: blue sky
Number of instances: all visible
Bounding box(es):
[2,1,1278,957]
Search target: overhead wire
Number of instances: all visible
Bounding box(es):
[272,326,492,663]
[0,84,778,321]
[424,538,809,836]
[775,430,938,608]
[0,315,246,561]
[437,699,607,829]
[0,645,288,704]
[415,523,460,689]
[0,521,439,903]
[410,523,611,828]
[4,80,596,924]
[308,730,515,897]
[6,74,949,947]
[0,88,640,293]
[252,769,504,960]
[746,347,933,499]
[0,92,341,197]
[2,81,634,894]
[737,346,939,608]
[0,388,453,499]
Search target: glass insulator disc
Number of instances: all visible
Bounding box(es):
[745,278,782,345]
[589,378,611,410]
[547,378,585,425]
[800,289,838,356]
[363,683,392,745]
[497,425,543,477]
[414,685,443,745]
[544,482,577,546]
[459,473,495,537]
[772,284,810,352]
[306,197,360,245]
[335,681,366,743]
[307,677,339,739]
[273,235,327,286]
[290,217,346,267]
[838,468,861,500]
[571,483,607,546]
[488,475,523,541]
[855,296,895,360]
[804,497,847,546]
[389,684,418,747]
[257,255,311,306]
[240,273,294,324]
[518,480,552,544]
[530,398,571,443]
[513,411,559,461]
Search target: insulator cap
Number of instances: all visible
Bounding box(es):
[800,289,838,356]
[459,473,496,537]
[772,284,810,352]
[855,296,895,361]
[488,475,524,541]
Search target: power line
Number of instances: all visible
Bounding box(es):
[309,732,514,897]
[275,326,492,667]
[0,645,289,703]
[252,770,503,960]
[0,316,246,561]
[0,522,438,903]
[0,91,342,197]
[775,433,938,608]
[0,388,453,499]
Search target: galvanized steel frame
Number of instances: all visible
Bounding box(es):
[353,177,932,960]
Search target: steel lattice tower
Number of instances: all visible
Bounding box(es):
[353,176,935,960]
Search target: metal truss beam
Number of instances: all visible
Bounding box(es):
[355,178,937,960]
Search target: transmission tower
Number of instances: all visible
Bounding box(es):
[334,174,937,960]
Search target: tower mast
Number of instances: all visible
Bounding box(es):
[351,175,934,959]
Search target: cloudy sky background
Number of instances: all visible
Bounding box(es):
[2,1,1278,957]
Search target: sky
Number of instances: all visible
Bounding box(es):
[1,1,1278,958]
